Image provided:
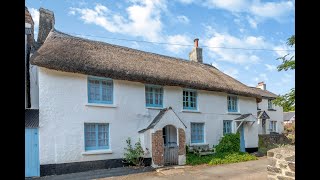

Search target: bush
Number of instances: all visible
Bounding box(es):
[123,138,144,166]
[215,133,240,153]
[209,152,257,165]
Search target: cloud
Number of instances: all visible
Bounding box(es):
[165,34,191,53]
[253,73,268,83]
[177,15,190,24]
[244,66,250,70]
[177,0,294,24]
[265,64,277,72]
[211,62,219,69]
[222,67,239,78]
[70,1,166,41]
[176,0,195,4]
[204,29,272,64]
[247,16,257,29]
[29,8,39,31]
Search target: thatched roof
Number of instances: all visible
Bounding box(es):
[31,29,262,98]
[250,87,278,99]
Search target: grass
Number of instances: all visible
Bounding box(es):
[186,152,258,166]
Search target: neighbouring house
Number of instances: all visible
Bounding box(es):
[250,82,284,135]
[283,111,295,124]
[28,7,269,176]
[25,6,40,177]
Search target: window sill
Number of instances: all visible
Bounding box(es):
[227,112,241,115]
[268,109,277,111]
[86,103,117,108]
[190,143,208,146]
[82,149,112,155]
[182,109,200,113]
[146,107,165,110]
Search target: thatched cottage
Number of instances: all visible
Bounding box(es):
[25,7,283,177]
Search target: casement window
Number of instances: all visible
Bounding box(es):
[183,90,197,110]
[269,121,277,132]
[227,95,238,112]
[145,85,163,107]
[84,123,109,150]
[268,99,273,109]
[223,120,232,135]
[191,123,204,143]
[88,77,113,104]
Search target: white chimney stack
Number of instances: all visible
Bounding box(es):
[256,82,266,90]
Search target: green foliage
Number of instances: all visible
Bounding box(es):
[208,152,257,165]
[186,152,215,165]
[186,152,257,166]
[123,138,145,166]
[274,35,295,112]
[273,88,295,112]
[277,35,295,71]
[215,133,240,153]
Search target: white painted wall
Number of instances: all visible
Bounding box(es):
[257,99,284,134]
[39,67,258,165]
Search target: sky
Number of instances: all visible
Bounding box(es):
[26,0,295,95]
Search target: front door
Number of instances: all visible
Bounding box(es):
[163,125,178,165]
[262,119,266,134]
[25,128,40,177]
[240,125,245,152]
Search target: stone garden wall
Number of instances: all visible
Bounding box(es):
[267,145,295,180]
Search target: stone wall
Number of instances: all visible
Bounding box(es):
[259,134,291,148]
[152,130,164,166]
[267,145,295,180]
[178,128,186,155]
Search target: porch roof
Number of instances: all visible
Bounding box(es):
[138,107,186,133]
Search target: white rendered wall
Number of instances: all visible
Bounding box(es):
[39,68,258,164]
[30,65,39,109]
[257,99,284,134]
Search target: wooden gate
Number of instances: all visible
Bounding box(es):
[164,145,178,165]
[25,128,40,177]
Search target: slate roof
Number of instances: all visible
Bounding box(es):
[25,109,39,128]
[283,111,295,121]
[138,107,186,133]
[234,113,252,120]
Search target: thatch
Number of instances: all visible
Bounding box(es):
[250,87,278,99]
[31,29,262,98]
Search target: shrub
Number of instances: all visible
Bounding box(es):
[215,133,240,153]
[209,152,257,165]
[123,138,145,166]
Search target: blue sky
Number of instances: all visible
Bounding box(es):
[26,0,295,95]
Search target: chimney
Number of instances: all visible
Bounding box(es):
[25,6,35,47]
[256,81,266,90]
[37,7,55,44]
[189,38,203,63]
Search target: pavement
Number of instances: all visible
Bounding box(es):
[28,157,267,180]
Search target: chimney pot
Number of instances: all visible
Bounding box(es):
[194,38,199,48]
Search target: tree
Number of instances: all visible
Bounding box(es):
[273,35,295,112]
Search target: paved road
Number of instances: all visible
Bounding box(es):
[30,157,267,180]
[100,157,268,180]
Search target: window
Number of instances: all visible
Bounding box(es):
[183,90,197,110]
[223,120,232,135]
[268,99,273,109]
[84,123,109,150]
[227,95,238,112]
[145,85,163,107]
[269,121,276,132]
[88,77,113,104]
[191,123,204,143]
